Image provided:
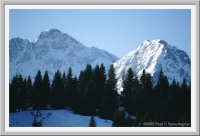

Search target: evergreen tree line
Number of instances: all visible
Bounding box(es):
[9,64,191,127]
[9,64,119,120]
[121,68,191,126]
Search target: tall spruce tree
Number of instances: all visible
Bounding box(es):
[70,76,78,111]
[131,75,140,115]
[20,78,27,110]
[51,70,65,109]
[145,73,153,91]
[156,69,164,91]
[66,68,74,108]
[98,64,107,106]
[181,78,188,92]
[26,75,33,110]
[75,65,93,115]
[92,64,107,109]
[122,67,134,112]
[92,65,100,109]
[42,71,51,109]
[140,69,146,90]
[85,78,96,115]
[99,64,118,120]
[33,70,43,109]
[9,75,19,112]
[62,72,66,89]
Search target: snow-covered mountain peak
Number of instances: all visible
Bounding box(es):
[33,29,85,48]
[114,39,191,93]
[140,39,166,48]
[33,28,62,43]
[10,28,119,82]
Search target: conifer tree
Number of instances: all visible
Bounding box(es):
[16,74,24,110]
[155,69,169,102]
[62,72,66,89]
[33,70,43,109]
[20,78,27,110]
[155,69,164,91]
[77,65,92,97]
[140,69,146,90]
[51,70,65,109]
[99,64,118,120]
[75,65,93,115]
[122,67,134,112]
[77,70,85,96]
[133,75,140,92]
[84,78,96,115]
[163,76,169,90]
[125,74,140,115]
[26,75,33,109]
[99,64,107,90]
[70,76,78,111]
[106,64,119,111]
[42,71,51,109]
[92,65,101,108]
[181,78,188,91]
[89,115,97,127]
[98,64,107,106]
[99,94,109,120]
[145,73,153,91]
[9,75,19,112]
[66,68,74,108]
[84,64,93,82]
[91,64,107,109]
[170,79,177,91]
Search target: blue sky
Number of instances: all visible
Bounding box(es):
[9,9,191,58]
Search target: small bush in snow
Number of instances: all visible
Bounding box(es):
[30,111,51,127]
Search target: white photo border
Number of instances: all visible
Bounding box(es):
[1,0,199,135]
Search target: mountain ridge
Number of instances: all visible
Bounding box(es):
[9,28,119,82]
[9,29,191,93]
[113,39,191,92]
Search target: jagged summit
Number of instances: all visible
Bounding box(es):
[140,39,171,49]
[45,28,61,32]
[114,39,191,93]
[33,28,63,43]
[9,29,119,81]
[9,29,191,93]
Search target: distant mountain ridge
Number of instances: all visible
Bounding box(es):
[9,29,191,93]
[113,39,191,92]
[9,28,119,81]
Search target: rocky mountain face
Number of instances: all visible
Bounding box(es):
[9,29,191,93]
[113,39,191,92]
[9,29,119,82]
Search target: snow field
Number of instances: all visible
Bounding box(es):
[9,109,113,127]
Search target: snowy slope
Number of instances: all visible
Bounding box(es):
[9,29,119,81]
[113,39,191,93]
[9,107,136,127]
[9,109,113,127]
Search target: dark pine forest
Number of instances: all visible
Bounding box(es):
[9,64,191,127]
